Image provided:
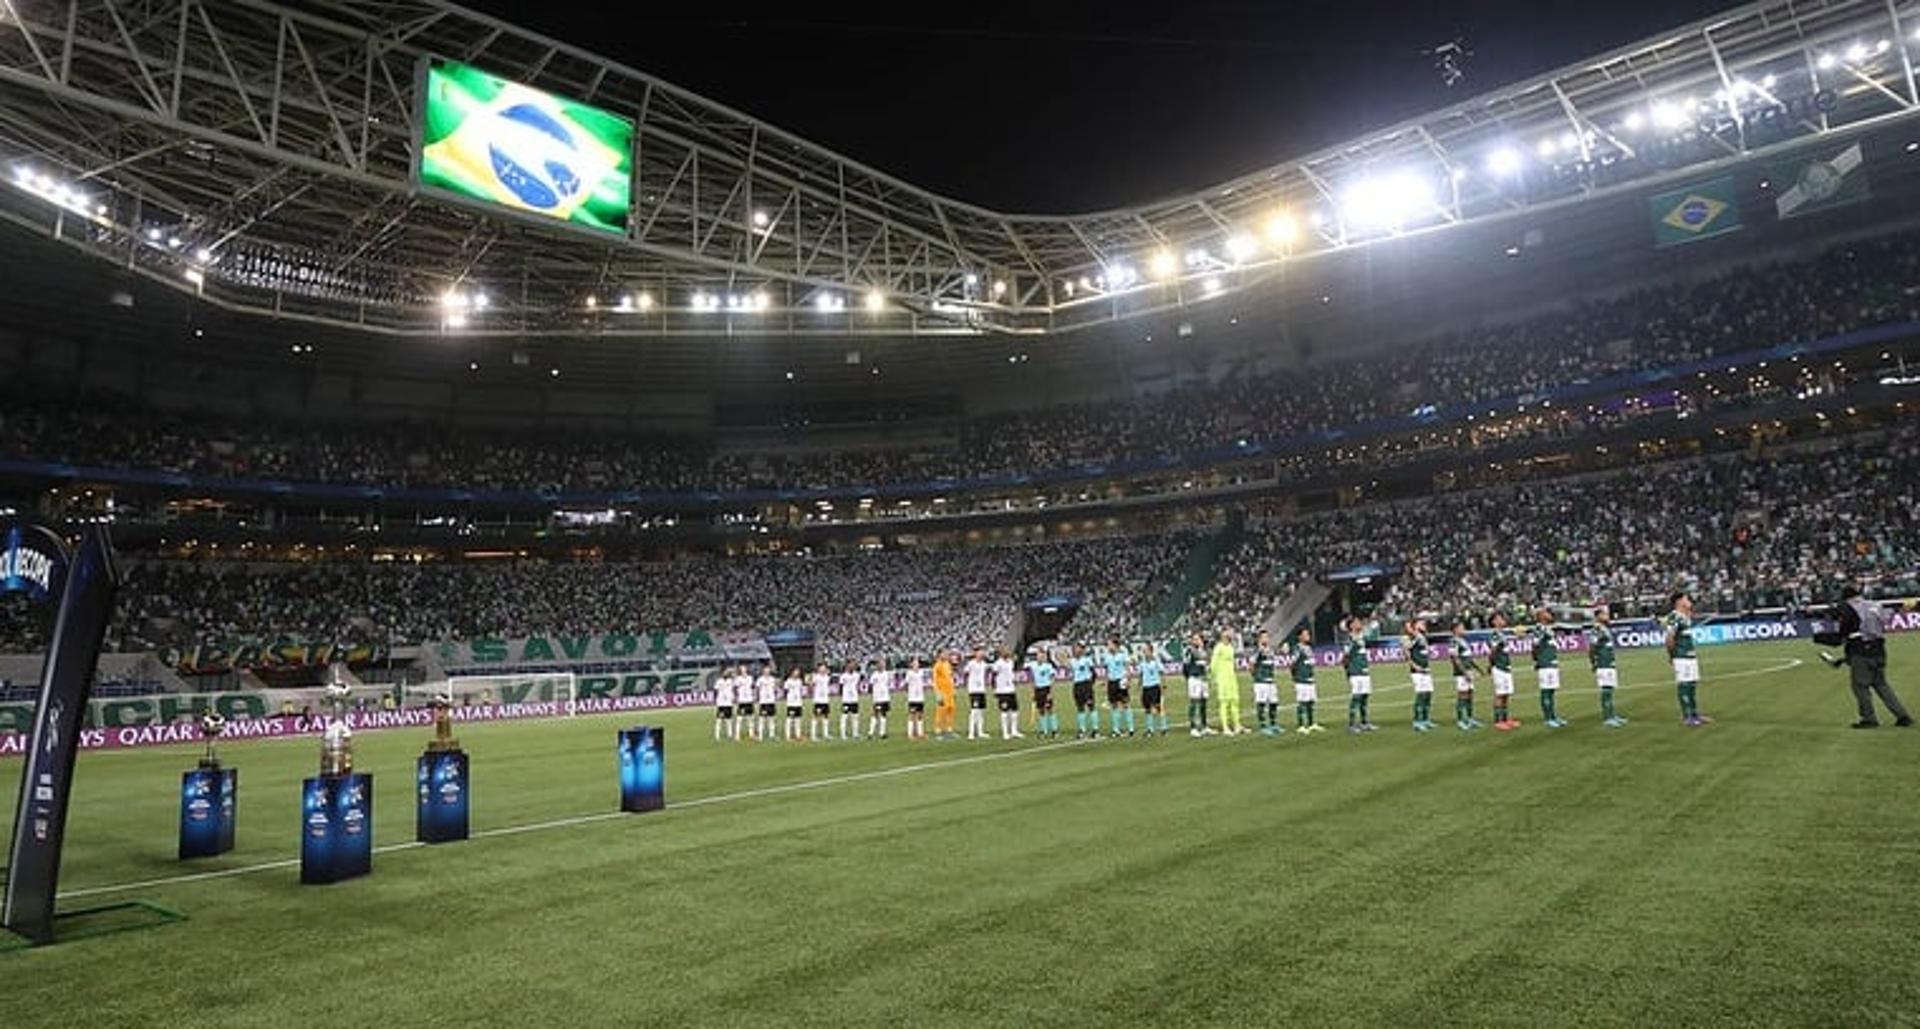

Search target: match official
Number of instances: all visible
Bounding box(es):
[1816,585,1913,729]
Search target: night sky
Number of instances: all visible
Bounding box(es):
[469,0,1735,213]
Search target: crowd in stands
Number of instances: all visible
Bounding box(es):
[2,231,1916,495]
[2,423,1914,663]
[1182,423,1920,632]
[0,534,1191,664]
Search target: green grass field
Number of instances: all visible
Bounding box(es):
[4,638,1919,1028]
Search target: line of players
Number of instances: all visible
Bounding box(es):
[711,592,1712,742]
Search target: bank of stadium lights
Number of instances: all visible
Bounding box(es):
[1148,249,1179,279]
[864,289,887,313]
[1339,171,1436,230]
[1485,147,1522,176]
[1263,212,1297,247]
[1224,233,1258,263]
[813,292,846,314]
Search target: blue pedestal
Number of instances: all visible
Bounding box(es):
[416,750,470,844]
[300,773,373,884]
[617,726,664,812]
[178,765,237,860]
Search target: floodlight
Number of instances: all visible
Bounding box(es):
[1148,249,1179,279]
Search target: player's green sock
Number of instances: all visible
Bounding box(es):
[1601,688,1615,720]
[1455,697,1467,721]
[1359,695,1370,723]
[1304,700,1315,726]
[1197,698,1209,729]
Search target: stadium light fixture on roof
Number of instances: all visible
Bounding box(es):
[1340,171,1435,230]
[751,291,771,311]
[751,209,769,227]
[864,289,887,313]
[1817,52,1838,70]
[1148,249,1179,279]
[1263,211,1297,247]
[814,292,845,313]
[1535,138,1557,158]
[1486,147,1522,176]
[1224,233,1258,263]
[1105,262,1137,289]
[1201,276,1224,297]
[1846,42,1868,61]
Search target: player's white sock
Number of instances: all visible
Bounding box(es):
[714,719,723,741]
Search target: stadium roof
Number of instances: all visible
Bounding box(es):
[1,0,1918,339]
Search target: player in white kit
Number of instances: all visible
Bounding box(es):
[782,669,806,741]
[754,664,778,741]
[712,667,735,743]
[868,660,894,740]
[809,663,834,741]
[838,662,864,740]
[964,647,990,740]
[992,647,1022,740]
[904,657,929,740]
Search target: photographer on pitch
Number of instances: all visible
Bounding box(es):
[1814,585,1913,729]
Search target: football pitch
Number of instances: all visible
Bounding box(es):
[4,638,1919,1028]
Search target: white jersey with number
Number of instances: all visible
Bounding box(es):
[870,670,894,702]
[839,673,862,702]
[783,676,805,707]
[756,674,777,705]
[965,659,988,694]
[810,673,832,704]
[715,676,735,707]
[905,669,928,703]
[992,658,1016,694]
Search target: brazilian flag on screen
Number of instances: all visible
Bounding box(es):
[1649,177,1741,247]
[418,61,633,235]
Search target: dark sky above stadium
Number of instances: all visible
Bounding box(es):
[472,0,1733,213]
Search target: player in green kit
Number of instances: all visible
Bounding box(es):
[1529,608,1568,728]
[1489,611,1521,731]
[1343,617,1378,733]
[1251,630,1286,736]
[1589,605,1627,727]
[1406,618,1436,732]
[1449,620,1484,730]
[1285,625,1326,733]
[1182,633,1211,737]
[1666,591,1710,726]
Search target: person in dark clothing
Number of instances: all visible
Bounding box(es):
[1815,585,1913,729]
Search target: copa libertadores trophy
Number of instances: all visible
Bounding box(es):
[301,665,374,883]
[416,690,470,844]
[178,712,237,859]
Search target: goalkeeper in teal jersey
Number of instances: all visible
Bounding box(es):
[1100,639,1136,738]
[1589,605,1627,727]
[1448,620,1484,730]
[1136,641,1170,737]
[1284,626,1326,733]
[1405,618,1437,732]
[1666,592,1710,726]
[1529,608,1569,728]
[1343,617,1379,734]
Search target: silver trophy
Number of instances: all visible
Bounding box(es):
[198,711,227,769]
[319,665,355,777]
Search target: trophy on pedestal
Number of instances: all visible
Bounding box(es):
[319,672,355,777]
[179,712,237,860]
[416,690,470,844]
[198,712,227,769]
[301,665,373,884]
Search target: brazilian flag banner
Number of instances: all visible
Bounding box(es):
[1649,177,1740,247]
[417,61,634,236]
